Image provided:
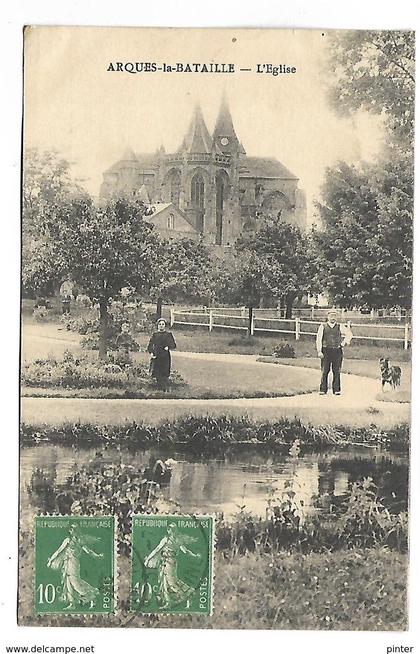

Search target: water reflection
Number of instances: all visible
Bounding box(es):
[20,444,408,519]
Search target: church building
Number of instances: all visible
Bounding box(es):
[100,96,307,245]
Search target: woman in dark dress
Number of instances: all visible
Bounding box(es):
[147,319,177,390]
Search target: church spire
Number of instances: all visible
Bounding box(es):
[212,94,245,155]
[179,103,213,154]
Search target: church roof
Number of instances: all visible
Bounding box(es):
[121,147,138,162]
[104,152,157,175]
[239,156,298,180]
[150,202,173,215]
[146,203,199,233]
[179,104,213,154]
[213,94,236,138]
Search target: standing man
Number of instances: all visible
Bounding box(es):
[316,309,352,395]
[59,279,73,315]
[60,292,72,315]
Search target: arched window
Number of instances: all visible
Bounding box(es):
[191,174,205,209]
[262,191,290,219]
[167,212,175,230]
[191,173,205,232]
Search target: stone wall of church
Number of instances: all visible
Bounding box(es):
[100,156,307,238]
[238,176,306,230]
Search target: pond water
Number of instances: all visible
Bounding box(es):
[20,443,408,519]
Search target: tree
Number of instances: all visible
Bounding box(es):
[327,30,415,147]
[22,148,85,297]
[54,197,162,359]
[369,154,413,309]
[213,249,266,309]
[315,32,415,311]
[154,238,215,305]
[312,162,379,308]
[313,157,413,310]
[236,218,314,318]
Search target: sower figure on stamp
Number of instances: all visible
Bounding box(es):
[316,309,352,395]
[46,523,103,610]
[144,523,201,610]
[147,318,177,390]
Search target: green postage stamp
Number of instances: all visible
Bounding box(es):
[130,514,214,614]
[34,516,115,615]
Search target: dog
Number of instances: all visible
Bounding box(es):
[379,357,402,390]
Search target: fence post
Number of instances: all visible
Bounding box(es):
[209,309,213,332]
[248,306,254,337]
[404,323,409,350]
[170,308,174,327]
[311,306,315,320]
[295,317,300,340]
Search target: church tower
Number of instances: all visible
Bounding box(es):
[210,95,244,245]
[164,98,243,245]
[212,94,246,156]
[174,103,214,234]
[182,104,213,155]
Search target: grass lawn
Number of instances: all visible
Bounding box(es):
[22,351,319,400]
[21,396,411,429]
[165,354,318,398]
[19,548,407,630]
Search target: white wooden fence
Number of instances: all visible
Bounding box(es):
[170,309,411,349]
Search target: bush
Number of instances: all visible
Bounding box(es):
[63,311,141,352]
[63,314,99,335]
[273,342,296,358]
[20,415,410,452]
[22,349,183,390]
[81,331,140,352]
[26,456,408,555]
[218,477,408,555]
[75,294,92,308]
[32,306,51,322]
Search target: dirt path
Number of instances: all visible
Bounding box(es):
[21,323,409,428]
[21,363,408,429]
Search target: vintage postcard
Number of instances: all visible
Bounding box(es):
[20,26,413,629]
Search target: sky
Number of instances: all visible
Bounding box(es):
[24,27,385,221]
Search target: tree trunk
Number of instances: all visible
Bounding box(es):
[156,296,163,320]
[99,299,108,361]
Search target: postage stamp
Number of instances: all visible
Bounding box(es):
[130,514,214,614]
[34,516,115,615]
